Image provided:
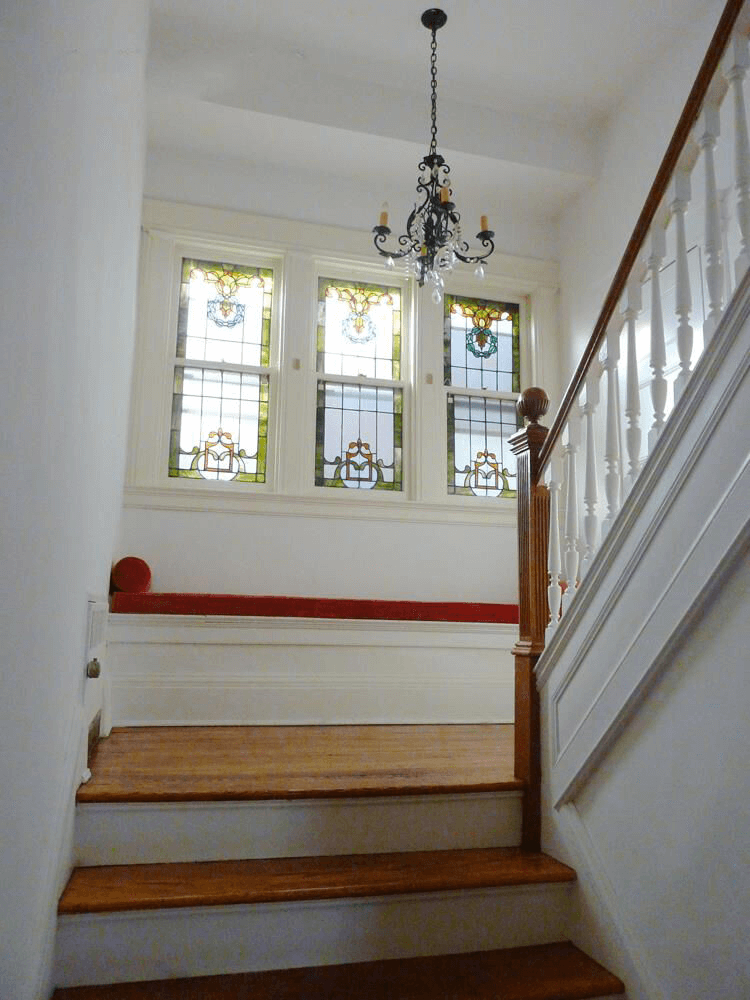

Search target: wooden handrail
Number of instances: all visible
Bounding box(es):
[536,0,746,477]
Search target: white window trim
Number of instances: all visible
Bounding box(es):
[124,200,559,527]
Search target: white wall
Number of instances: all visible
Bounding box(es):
[118,507,519,602]
[116,200,558,604]
[557,1,726,384]
[0,4,148,998]
[573,553,750,999]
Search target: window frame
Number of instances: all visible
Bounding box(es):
[442,291,523,501]
[311,265,411,498]
[127,234,285,495]
[126,204,551,528]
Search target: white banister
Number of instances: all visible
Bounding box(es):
[579,364,601,581]
[602,318,622,537]
[545,449,563,638]
[698,90,725,343]
[560,410,581,616]
[647,223,668,453]
[672,163,695,404]
[726,25,750,282]
[623,275,643,486]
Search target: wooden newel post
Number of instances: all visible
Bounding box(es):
[509,386,550,851]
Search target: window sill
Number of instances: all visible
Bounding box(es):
[122,484,518,527]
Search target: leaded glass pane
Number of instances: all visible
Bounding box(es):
[443,294,519,392]
[447,393,519,498]
[169,367,269,482]
[177,258,273,367]
[317,278,401,379]
[315,380,402,490]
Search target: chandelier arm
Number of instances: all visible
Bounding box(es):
[453,235,496,265]
[372,229,413,259]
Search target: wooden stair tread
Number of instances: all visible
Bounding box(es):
[58,847,575,914]
[79,725,520,802]
[52,942,624,998]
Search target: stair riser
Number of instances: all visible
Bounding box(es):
[75,792,523,865]
[106,615,516,725]
[54,884,573,987]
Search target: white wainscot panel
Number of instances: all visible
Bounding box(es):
[108,615,518,725]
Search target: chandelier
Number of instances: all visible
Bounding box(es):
[372,8,494,304]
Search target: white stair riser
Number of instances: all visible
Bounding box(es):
[75,792,523,865]
[106,615,516,725]
[55,884,573,987]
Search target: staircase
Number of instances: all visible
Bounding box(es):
[51,601,625,998]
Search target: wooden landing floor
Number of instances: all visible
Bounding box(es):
[79,725,518,802]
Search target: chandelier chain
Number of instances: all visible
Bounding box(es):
[430,28,438,156]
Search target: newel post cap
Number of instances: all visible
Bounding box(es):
[516,387,550,425]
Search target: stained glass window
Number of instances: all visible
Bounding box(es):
[317,278,401,379]
[169,258,273,483]
[315,382,402,490]
[315,276,404,491]
[444,294,521,499]
[447,394,518,497]
[444,294,519,392]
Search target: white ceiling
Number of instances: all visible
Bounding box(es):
[146,0,722,248]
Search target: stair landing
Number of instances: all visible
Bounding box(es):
[79,724,519,802]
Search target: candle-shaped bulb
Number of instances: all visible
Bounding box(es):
[440,186,450,204]
[480,215,489,233]
[379,202,389,228]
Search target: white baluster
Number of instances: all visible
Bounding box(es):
[545,449,563,638]
[579,364,602,581]
[623,274,643,485]
[647,223,668,453]
[726,27,750,281]
[720,187,734,304]
[697,94,725,342]
[560,408,581,616]
[671,166,694,404]
[602,316,622,537]
[615,351,626,510]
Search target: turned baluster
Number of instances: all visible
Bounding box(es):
[720,188,734,305]
[602,317,622,536]
[579,365,602,581]
[545,448,563,638]
[672,165,695,404]
[560,408,581,616]
[698,94,725,342]
[623,275,643,486]
[647,223,668,453]
[726,26,750,282]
